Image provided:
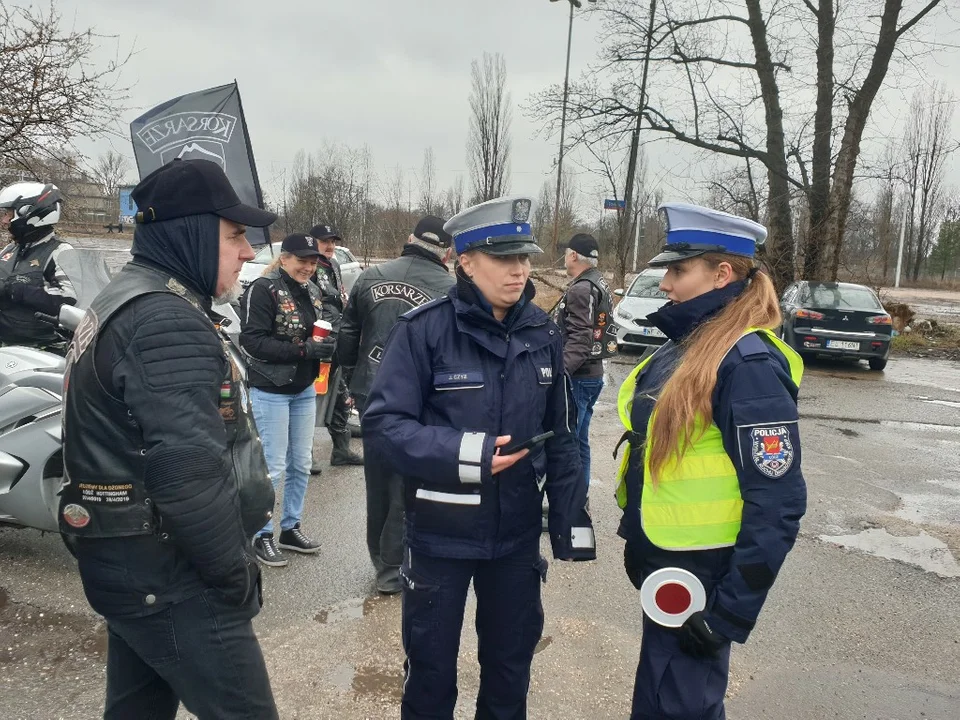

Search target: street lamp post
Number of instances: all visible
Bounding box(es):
[550,0,595,254]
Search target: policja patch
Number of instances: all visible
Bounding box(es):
[750,425,794,478]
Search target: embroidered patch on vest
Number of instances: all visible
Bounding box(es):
[370,281,431,308]
[750,426,794,478]
[62,503,91,528]
[368,344,384,363]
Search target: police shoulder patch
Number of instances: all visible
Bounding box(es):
[749,425,795,478]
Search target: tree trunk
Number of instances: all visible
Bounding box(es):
[826,0,908,281]
[745,0,794,291]
[802,0,836,280]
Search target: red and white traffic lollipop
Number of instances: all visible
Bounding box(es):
[639,567,707,628]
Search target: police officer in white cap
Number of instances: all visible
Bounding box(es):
[614,202,806,719]
[363,195,595,719]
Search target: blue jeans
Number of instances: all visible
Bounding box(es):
[570,376,604,488]
[251,385,317,535]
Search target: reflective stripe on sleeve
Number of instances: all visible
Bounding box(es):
[458,431,485,484]
[415,488,482,505]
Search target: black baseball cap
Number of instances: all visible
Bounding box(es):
[281,233,324,258]
[131,158,276,227]
[565,233,600,259]
[413,215,452,248]
[309,224,342,242]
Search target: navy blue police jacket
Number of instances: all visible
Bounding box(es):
[363,275,595,561]
[618,281,806,644]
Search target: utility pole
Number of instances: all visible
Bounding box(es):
[619,0,656,272]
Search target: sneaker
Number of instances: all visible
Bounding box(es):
[278,523,321,554]
[254,534,288,567]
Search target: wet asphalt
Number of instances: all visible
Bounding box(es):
[1,241,958,719]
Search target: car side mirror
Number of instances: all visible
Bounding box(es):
[614,288,624,297]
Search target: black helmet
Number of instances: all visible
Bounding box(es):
[0,182,63,243]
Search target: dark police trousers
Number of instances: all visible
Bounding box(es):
[103,589,278,720]
[360,409,405,586]
[631,614,731,720]
[401,543,548,720]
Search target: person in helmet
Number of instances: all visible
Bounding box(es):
[0,181,77,348]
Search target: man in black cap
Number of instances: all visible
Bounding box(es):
[554,233,617,494]
[338,215,455,593]
[308,223,365,469]
[59,158,279,719]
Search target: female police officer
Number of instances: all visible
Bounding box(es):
[615,203,806,719]
[363,196,595,720]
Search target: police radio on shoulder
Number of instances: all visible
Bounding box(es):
[501,431,554,456]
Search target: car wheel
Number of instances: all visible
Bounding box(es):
[868,357,887,371]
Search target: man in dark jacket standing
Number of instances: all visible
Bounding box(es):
[309,223,364,469]
[555,233,617,492]
[59,158,279,719]
[338,215,455,593]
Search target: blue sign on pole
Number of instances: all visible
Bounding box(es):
[604,198,626,210]
[118,186,137,224]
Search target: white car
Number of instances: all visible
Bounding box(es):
[239,242,363,294]
[613,268,669,350]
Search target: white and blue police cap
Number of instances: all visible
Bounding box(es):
[443,196,543,257]
[649,202,767,267]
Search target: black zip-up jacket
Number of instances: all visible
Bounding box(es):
[338,244,454,405]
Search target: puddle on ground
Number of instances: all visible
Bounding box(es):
[352,664,404,701]
[820,528,960,578]
[315,595,382,625]
[803,413,960,434]
[534,635,553,654]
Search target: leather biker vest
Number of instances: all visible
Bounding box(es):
[59,263,274,539]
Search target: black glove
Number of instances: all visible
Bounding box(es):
[303,336,337,361]
[677,611,728,659]
[9,282,71,315]
[210,555,261,607]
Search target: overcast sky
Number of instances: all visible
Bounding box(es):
[57,0,960,215]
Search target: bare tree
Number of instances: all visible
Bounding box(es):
[442,175,466,218]
[0,2,132,169]
[90,150,129,199]
[467,52,512,203]
[529,0,948,289]
[899,85,955,281]
[418,147,438,216]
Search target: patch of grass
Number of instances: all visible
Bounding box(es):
[892,321,960,360]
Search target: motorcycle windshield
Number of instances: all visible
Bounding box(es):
[55,249,113,309]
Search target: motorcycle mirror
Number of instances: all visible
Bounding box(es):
[58,304,85,333]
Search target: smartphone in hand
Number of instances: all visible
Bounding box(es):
[500,431,555,456]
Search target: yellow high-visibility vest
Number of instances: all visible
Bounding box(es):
[614,328,803,550]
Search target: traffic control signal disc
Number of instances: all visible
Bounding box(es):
[640,567,707,628]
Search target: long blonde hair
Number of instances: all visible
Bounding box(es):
[646,253,781,481]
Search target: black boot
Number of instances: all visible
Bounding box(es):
[310,451,323,475]
[330,430,364,466]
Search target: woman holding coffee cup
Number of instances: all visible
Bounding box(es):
[239,233,337,567]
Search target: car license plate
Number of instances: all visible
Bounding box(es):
[826,340,860,350]
[638,326,665,338]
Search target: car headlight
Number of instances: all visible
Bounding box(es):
[616,308,634,322]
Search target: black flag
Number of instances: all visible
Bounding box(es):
[129,82,270,244]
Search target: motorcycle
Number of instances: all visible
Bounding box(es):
[0,249,109,532]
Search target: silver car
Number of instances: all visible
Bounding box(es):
[613,268,668,350]
[239,242,363,294]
